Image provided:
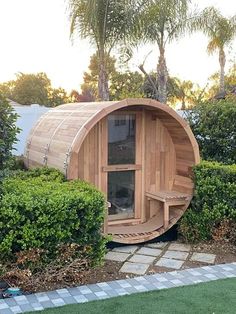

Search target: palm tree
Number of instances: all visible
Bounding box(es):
[68,0,143,101]
[169,77,193,109]
[136,0,193,104]
[191,7,236,96]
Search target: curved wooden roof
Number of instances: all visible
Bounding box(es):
[25,98,200,178]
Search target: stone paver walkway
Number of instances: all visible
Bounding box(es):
[105,241,218,274]
[0,263,235,313]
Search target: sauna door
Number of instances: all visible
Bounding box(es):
[101,112,142,222]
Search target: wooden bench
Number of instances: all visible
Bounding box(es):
[146,191,191,229]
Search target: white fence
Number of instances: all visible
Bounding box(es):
[13,104,49,155]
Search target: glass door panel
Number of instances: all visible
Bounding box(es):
[108,171,135,220]
[108,114,136,165]
[105,112,140,222]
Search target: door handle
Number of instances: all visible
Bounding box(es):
[102,165,142,172]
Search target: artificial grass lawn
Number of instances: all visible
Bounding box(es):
[27,278,236,314]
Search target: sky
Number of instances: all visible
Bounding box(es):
[0,0,236,92]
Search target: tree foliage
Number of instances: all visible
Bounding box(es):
[11,72,50,106]
[0,95,20,169]
[110,71,144,100]
[79,53,144,101]
[0,73,69,107]
[186,98,236,164]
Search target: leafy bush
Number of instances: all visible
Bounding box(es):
[187,98,236,164]
[0,94,20,169]
[0,168,107,266]
[179,161,236,243]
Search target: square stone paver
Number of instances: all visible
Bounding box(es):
[155,258,184,269]
[136,247,162,257]
[128,254,156,264]
[163,250,189,260]
[190,253,216,264]
[105,252,130,262]
[168,243,191,252]
[112,246,139,254]
[146,242,168,249]
[120,262,149,275]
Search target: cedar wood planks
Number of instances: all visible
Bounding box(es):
[25,99,200,244]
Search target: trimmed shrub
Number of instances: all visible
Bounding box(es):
[0,168,107,266]
[0,167,65,198]
[179,161,236,243]
[187,98,236,164]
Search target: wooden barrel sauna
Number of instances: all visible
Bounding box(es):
[25,98,200,244]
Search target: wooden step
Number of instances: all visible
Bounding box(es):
[108,212,179,244]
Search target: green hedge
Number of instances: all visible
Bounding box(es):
[179,161,236,243]
[0,168,107,265]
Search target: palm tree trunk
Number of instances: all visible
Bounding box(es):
[219,48,226,94]
[181,97,186,110]
[157,46,168,104]
[98,50,109,101]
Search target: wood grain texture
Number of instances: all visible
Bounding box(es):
[25,99,200,244]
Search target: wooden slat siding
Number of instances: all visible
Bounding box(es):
[29,143,48,154]
[175,175,194,185]
[75,124,99,184]
[27,150,45,165]
[78,140,84,179]
[145,112,176,195]
[48,141,72,153]
[175,143,195,152]
[177,159,195,168]
[169,133,176,190]
[150,113,156,189]
[83,129,90,182]
[161,124,167,190]
[88,126,94,183]
[100,118,108,196]
[173,175,194,194]
[68,151,78,179]
[141,110,146,223]
[94,124,99,187]
[173,184,193,194]
[97,122,102,189]
[90,125,97,184]
[135,113,142,219]
[145,112,151,195]
[155,118,161,193]
[26,99,200,244]
[46,156,68,170]
[176,149,195,161]
[27,98,199,177]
